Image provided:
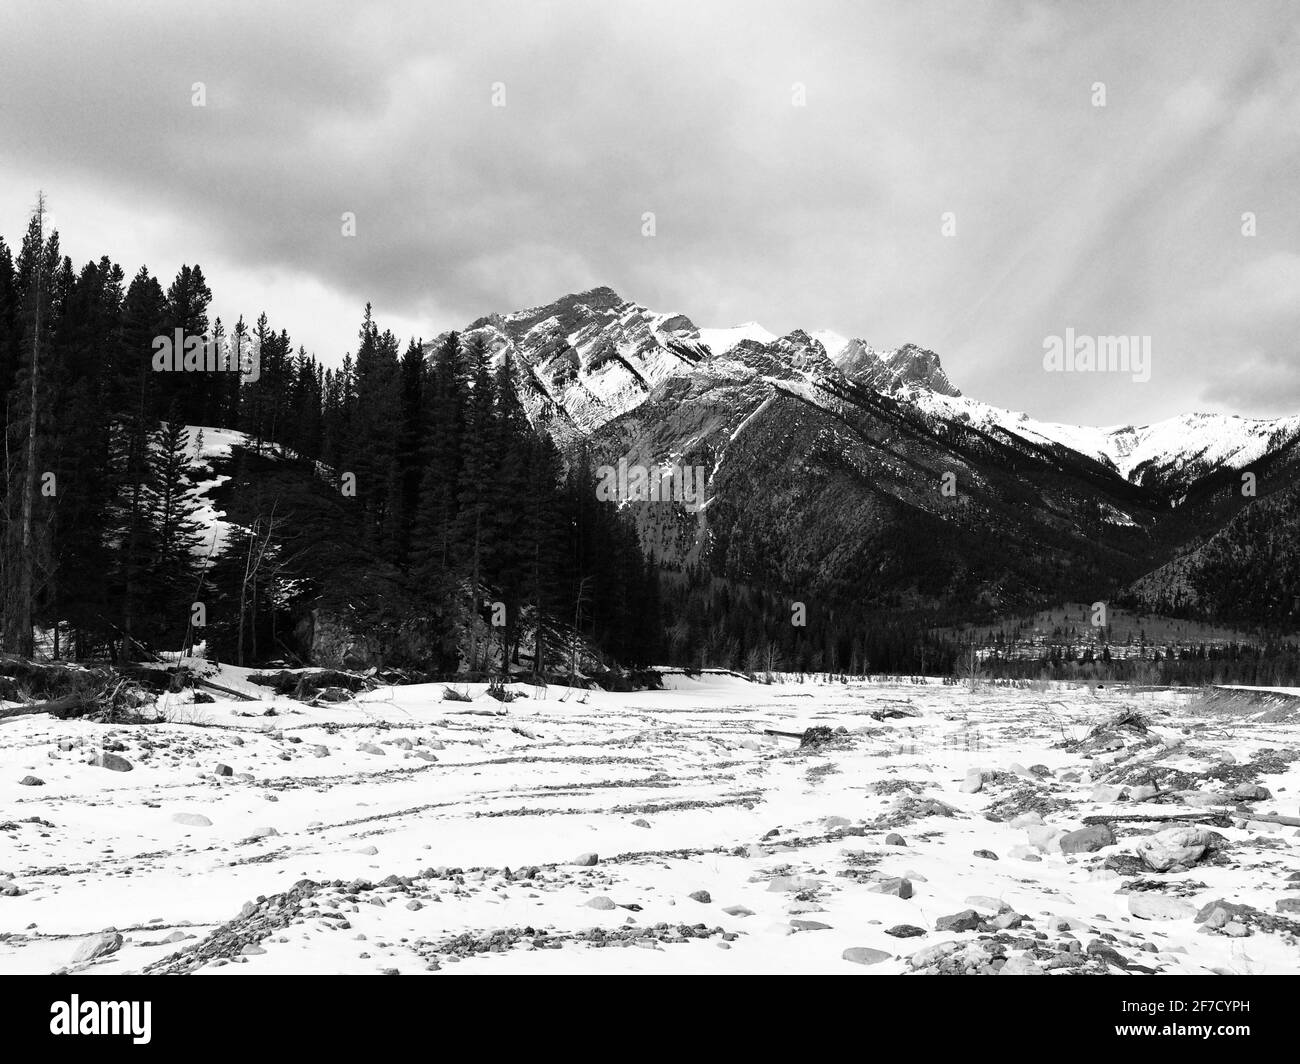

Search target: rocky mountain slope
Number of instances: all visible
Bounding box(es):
[429,287,1299,627]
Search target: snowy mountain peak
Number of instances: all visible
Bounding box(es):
[696,321,777,354]
[835,338,962,397]
[438,287,1297,491]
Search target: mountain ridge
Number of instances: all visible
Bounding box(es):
[431,286,1300,491]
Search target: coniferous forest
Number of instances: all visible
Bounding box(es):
[2,201,1298,686]
[0,203,662,677]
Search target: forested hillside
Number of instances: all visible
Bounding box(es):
[0,204,657,674]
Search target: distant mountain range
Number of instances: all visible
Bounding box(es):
[427,287,1300,629]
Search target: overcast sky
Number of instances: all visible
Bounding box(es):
[1,0,1297,426]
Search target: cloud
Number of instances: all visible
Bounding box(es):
[1,0,1298,425]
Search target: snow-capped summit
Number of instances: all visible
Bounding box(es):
[433,287,1299,491]
[697,321,778,354]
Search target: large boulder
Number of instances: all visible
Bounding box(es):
[1135,826,1218,872]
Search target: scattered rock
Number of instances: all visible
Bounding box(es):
[18,775,44,786]
[1135,826,1218,873]
[935,910,981,932]
[172,813,212,827]
[71,931,123,964]
[95,753,133,772]
[909,941,959,968]
[1059,824,1115,854]
[1000,952,1045,975]
[688,890,712,904]
[572,853,599,867]
[843,947,891,965]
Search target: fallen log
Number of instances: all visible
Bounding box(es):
[1237,812,1300,828]
[193,678,259,702]
[0,694,96,721]
[1082,811,1233,828]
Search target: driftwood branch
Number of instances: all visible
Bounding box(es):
[1082,811,1232,828]
[193,678,259,702]
[0,693,96,720]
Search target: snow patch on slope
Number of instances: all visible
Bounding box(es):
[698,322,777,355]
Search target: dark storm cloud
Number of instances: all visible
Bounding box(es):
[1,0,1297,422]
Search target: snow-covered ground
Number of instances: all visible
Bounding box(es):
[2,672,1298,975]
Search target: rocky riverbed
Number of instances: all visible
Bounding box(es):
[2,669,1299,974]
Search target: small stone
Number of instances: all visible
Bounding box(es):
[842,947,891,965]
[722,905,754,917]
[935,910,981,932]
[18,775,44,786]
[688,890,712,904]
[972,849,998,861]
[1025,824,1064,852]
[631,819,651,828]
[172,813,212,827]
[869,877,913,899]
[70,931,123,964]
[960,769,984,794]
[1059,824,1115,854]
[884,833,906,846]
[886,924,927,938]
[586,896,617,910]
[909,941,960,968]
[215,764,233,776]
[96,753,133,772]
[572,853,599,867]
[1000,952,1045,975]
[789,919,832,932]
